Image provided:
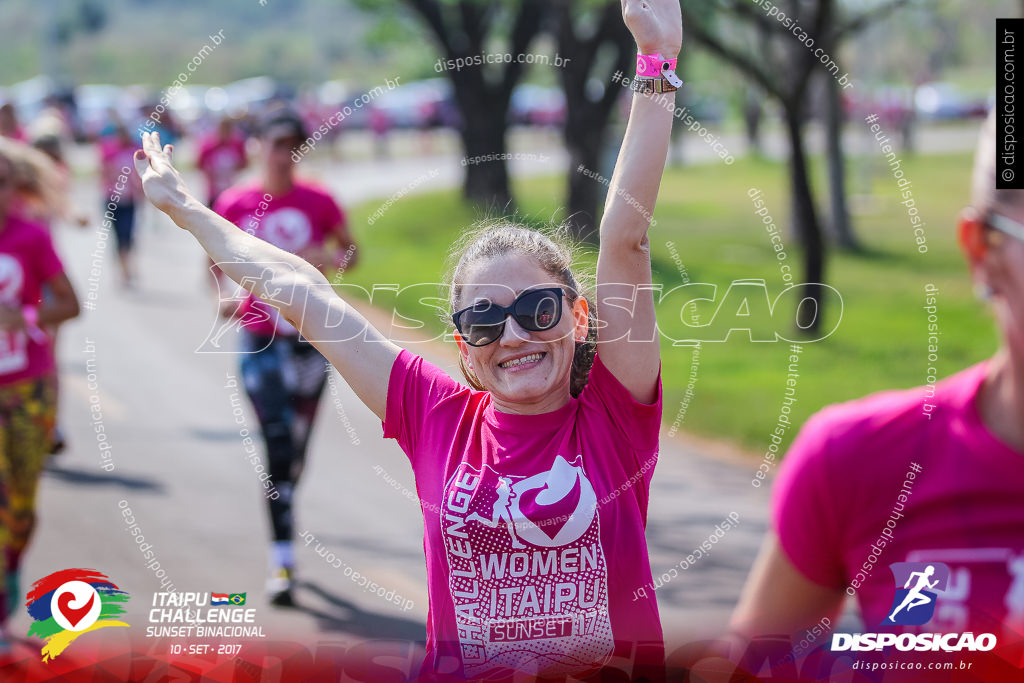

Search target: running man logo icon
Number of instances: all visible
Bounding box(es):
[885,562,951,626]
[467,477,526,548]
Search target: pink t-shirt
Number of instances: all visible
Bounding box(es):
[774,362,1024,636]
[197,135,247,202]
[99,138,141,200]
[382,348,665,680]
[0,214,65,385]
[214,181,344,337]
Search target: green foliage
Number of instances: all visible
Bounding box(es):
[338,150,993,453]
[1,0,379,86]
[1,0,1015,100]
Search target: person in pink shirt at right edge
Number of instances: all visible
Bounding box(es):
[134,0,681,678]
[727,112,1024,681]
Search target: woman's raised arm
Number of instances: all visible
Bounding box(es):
[134,131,400,421]
[595,0,681,404]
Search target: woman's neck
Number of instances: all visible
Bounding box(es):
[263,171,294,196]
[491,392,571,416]
[979,348,1024,452]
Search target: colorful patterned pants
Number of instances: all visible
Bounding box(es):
[0,375,57,584]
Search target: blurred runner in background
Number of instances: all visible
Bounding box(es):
[213,106,357,606]
[99,122,143,288]
[0,138,80,639]
[0,105,26,144]
[23,129,83,456]
[197,116,248,209]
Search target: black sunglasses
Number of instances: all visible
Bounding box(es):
[452,287,565,347]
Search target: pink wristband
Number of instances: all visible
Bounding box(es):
[636,53,677,78]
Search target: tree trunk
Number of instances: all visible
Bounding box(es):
[824,71,859,250]
[553,0,633,244]
[900,106,916,154]
[563,122,606,243]
[783,104,826,335]
[456,92,513,209]
[402,0,545,211]
[743,87,764,157]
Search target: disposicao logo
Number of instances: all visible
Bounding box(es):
[831,561,996,653]
[26,569,130,662]
[884,562,949,626]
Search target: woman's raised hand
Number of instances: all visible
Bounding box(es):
[133,131,194,217]
[622,0,683,58]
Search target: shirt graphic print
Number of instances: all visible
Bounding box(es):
[443,454,613,678]
[0,253,28,375]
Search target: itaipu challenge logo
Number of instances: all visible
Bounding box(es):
[25,569,130,662]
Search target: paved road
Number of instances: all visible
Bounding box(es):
[13,150,773,665]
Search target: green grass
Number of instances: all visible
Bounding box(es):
[339,151,996,454]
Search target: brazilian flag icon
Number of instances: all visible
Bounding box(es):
[228,593,247,606]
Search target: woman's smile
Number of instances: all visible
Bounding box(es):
[497,351,547,372]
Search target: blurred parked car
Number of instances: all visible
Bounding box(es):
[313,80,371,130]
[374,78,458,129]
[511,85,566,127]
[914,82,988,120]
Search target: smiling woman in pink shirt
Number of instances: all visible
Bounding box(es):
[133,1,682,678]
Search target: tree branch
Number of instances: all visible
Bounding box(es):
[404,0,456,57]
[458,1,486,54]
[592,4,634,117]
[718,0,795,38]
[498,0,547,102]
[680,11,783,100]
[834,0,912,40]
